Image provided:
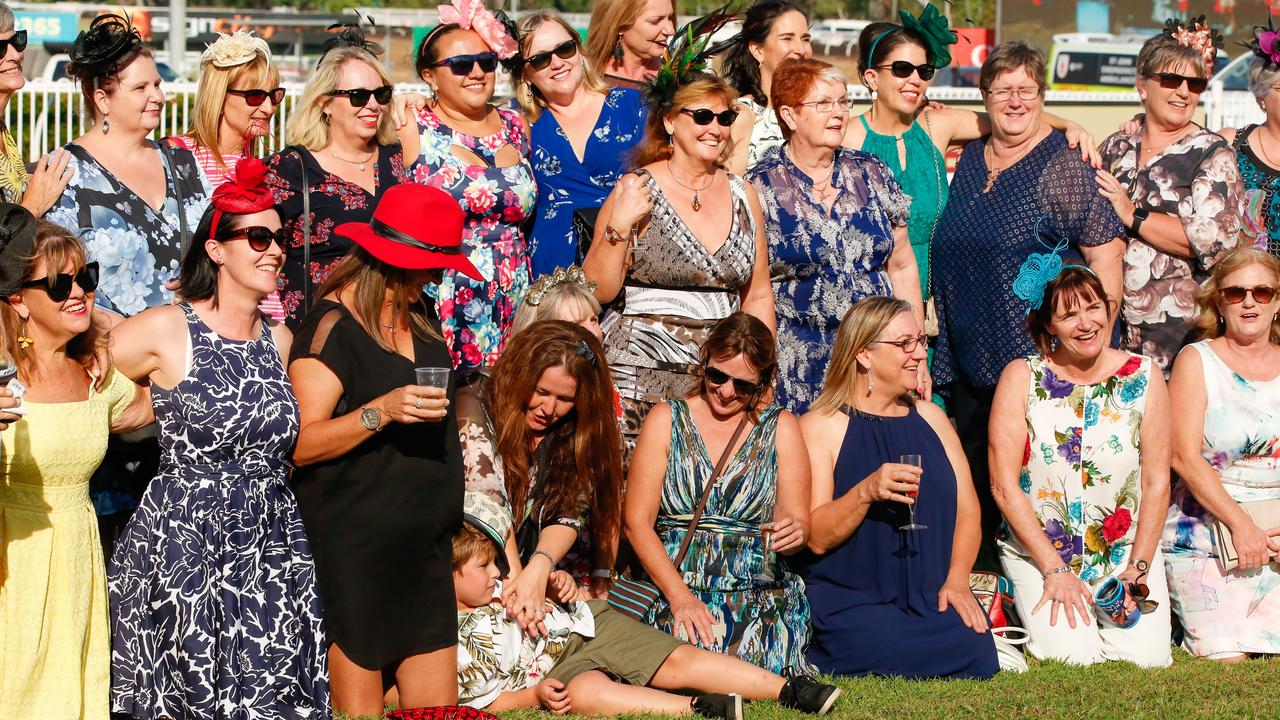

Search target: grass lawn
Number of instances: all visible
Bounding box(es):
[339,652,1280,720]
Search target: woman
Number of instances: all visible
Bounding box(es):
[585,0,676,89]
[748,58,923,414]
[107,159,329,717]
[586,61,774,449]
[723,0,813,173]
[1223,24,1280,259]
[511,265,604,340]
[989,266,1172,667]
[626,312,812,674]
[931,42,1126,539]
[1096,18,1244,374]
[46,13,209,317]
[457,320,624,621]
[516,10,647,278]
[266,40,406,329]
[799,296,996,679]
[1162,249,1280,661]
[289,182,479,715]
[0,210,151,719]
[401,2,535,371]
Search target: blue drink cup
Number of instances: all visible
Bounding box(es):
[1093,577,1140,628]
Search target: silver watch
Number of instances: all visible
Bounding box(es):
[360,406,382,432]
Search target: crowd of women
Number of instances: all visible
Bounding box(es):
[0,0,1278,717]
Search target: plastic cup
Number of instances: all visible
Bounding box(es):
[415,367,450,388]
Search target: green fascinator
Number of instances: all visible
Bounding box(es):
[645,5,742,110]
[901,3,957,69]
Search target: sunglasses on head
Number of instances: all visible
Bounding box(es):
[433,52,499,76]
[21,262,100,302]
[1220,285,1278,304]
[227,87,286,107]
[704,364,761,397]
[0,30,27,57]
[679,108,739,127]
[524,39,578,72]
[875,60,935,81]
[326,85,393,107]
[1147,72,1207,94]
[220,226,287,252]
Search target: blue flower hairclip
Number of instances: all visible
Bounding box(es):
[575,339,597,366]
[1013,218,1072,314]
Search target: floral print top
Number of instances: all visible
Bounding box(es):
[739,97,784,171]
[1007,353,1154,583]
[1098,125,1244,374]
[45,142,209,317]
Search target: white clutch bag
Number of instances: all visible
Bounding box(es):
[1211,499,1280,571]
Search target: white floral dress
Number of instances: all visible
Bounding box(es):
[739,97,784,171]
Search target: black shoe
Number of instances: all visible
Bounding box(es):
[779,676,841,715]
[692,692,743,720]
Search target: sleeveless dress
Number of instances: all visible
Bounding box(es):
[643,399,814,675]
[603,171,757,443]
[1231,125,1280,259]
[738,97,783,171]
[408,105,537,371]
[108,304,329,720]
[1162,341,1280,657]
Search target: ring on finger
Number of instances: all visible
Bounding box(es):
[415,397,423,409]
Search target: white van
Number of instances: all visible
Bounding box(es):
[810,19,870,52]
[1048,33,1227,92]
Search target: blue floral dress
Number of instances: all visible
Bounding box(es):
[408,105,536,370]
[528,87,645,277]
[748,147,909,413]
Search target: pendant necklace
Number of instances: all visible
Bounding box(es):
[666,160,715,211]
[331,148,376,172]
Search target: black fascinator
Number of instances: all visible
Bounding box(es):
[321,9,384,59]
[0,204,37,297]
[67,13,144,83]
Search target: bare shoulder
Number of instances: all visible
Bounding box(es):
[997,357,1031,385]
[119,304,185,335]
[798,406,846,440]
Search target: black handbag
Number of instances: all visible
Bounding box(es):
[571,207,600,266]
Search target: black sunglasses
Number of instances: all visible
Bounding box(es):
[0,30,27,57]
[1220,285,1277,304]
[433,52,499,76]
[327,85,393,107]
[524,39,578,72]
[1146,71,1207,94]
[704,364,761,397]
[227,87,286,107]
[22,262,100,302]
[875,60,936,81]
[679,108,739,127]
[220,226,287,252]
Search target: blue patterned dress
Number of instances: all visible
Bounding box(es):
[1231,125,1280,259]
[643,399,814,675]
[108,304,329,720]
[528,87,645,277]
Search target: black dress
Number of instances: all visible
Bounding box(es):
[289,299,464,670]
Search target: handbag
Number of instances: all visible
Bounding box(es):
[1211,498,1280,571]
[969,571,1030,673]
[607,413,751,622]
[571,207,600,266]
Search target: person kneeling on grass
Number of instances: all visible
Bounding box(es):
[454,492,841,718]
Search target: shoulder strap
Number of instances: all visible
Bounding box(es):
[671,412,751,569]
[288,146,313,317]
[1233,124,1256,153]
[158,143,191,259]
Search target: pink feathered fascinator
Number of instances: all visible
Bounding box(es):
[437,0,518,59]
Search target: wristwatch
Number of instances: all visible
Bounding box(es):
[360,406,382,432]
[1130,558,1150,573]
[1128,206,1150,237]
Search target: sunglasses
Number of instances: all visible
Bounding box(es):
[0,30,27,57]
[1220,285,1278,304]
[1127,581,1160,615]
[872,334,929,353]
[704,364,761,397]
[679,108,739,127]
[227,87,286,107]
[433,52,499,76]
[221,226,287,252]
[524,39,578,72]
[21,262,100,302]
[1147,72,1208,94]
[875,60,936,81]
[327,85,393,107]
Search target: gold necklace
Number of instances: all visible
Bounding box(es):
[787,147,835,203]
[329,147,376,172]
[666,161,715,211]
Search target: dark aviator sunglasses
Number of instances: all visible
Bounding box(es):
[220,226,287,252]
[226,87,286,107]
[0,30,27,57]
[524,39,578,72]
[1146,71,1207,94]
[326,85,394,107]
[875,60,936,81]
[679,108,739,127]
[22,262,99,302]
[704,364,761,397]
[433,52,499,76]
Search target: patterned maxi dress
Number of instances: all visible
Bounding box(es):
[1230,125,1280,259]
[108,304,329,720]
[643,399,813,675]
[1162,341,1280,657]
[409,105,536,371]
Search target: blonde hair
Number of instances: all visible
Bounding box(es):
[810,296,914,414]
[511,280,602,336]
[187,54,281,170]
[286,47,396,151]
[631,73,737,168]
[452,524,498,570]
[585,0,673,74]
[515,11,608,123]
[1192,248,1280,344]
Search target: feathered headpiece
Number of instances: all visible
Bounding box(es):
[1245,16,1280,70]
[67,13,144,83]
[321,9,384,59]
[207,158,275,243]
[201,30,272,69]
[901,3,958,69]
[437,0,519,60]
[524,265,597,307]
[1163,15,1222,71]
[645,5,742,110]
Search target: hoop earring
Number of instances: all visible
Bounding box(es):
[613,34,624,61]
[17,317,32,350]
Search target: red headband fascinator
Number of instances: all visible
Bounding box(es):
[208,158,275,242]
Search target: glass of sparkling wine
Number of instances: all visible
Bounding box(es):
[899,453,926,531]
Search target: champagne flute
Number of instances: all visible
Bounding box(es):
[899,453,926,531]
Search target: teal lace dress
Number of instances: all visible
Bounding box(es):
[643,399,814,675]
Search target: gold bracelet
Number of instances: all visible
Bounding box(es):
[604,224,629,245]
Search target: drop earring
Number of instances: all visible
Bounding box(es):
[613,34,624,61]
[101,115,110,135]
[17,317,32,350]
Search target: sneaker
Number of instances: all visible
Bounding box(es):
[779,675,841,715]
[692,692,744,720]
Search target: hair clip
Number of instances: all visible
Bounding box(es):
[575,339,597,365]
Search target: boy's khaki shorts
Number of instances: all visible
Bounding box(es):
[547,600,685,686]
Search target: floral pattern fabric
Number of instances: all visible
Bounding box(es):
[1230,125,1280,259]
[1098,125,1245,373]
[1004,354,1154,583]
[739,97,784,171]
[45,142,209,317]
[409,105,536,370]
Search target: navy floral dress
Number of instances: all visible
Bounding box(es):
[108,304,329,719]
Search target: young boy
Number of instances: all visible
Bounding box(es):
[454,492,841,719]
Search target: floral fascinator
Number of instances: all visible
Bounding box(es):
[646,5,742,111]
[201,30,272,69]
[1246,16,1280,70]
[1163,15,1222,71]
[437,0,519,62]
[321,9,384,59]
[207,158,275,243]
[900,3,957,69]
[67,13,144,82]
[1011,219,1096,314]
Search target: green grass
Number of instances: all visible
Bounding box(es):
[337,652,1280,720]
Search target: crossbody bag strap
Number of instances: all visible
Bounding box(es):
[290,147,313,317]
[670,412,751,570]
[158,143,190,258]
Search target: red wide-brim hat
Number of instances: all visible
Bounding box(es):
[335,183,483,281]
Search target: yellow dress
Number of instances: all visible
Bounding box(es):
[0,369,135,720]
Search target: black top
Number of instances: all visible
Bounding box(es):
[289,298,463,670]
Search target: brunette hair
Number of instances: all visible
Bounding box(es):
[452,524,498,570]
[720,0,808,106]
[1192,248,1280,343]
[1024,266,1112,355]
[770,58,846,141]
[857,21,929,82]
[631,72,737,168]
[484,320,623,555]
[686,312,776,420]
[286,46,396,151]
[810,296,912,414]
[415,23,465,77]
[314,246,442,352]
[178,204,282,309]
[1137,30,1208,80]
[979,41,1047,95]
[514,12,608,123]
[187,54,281,170]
